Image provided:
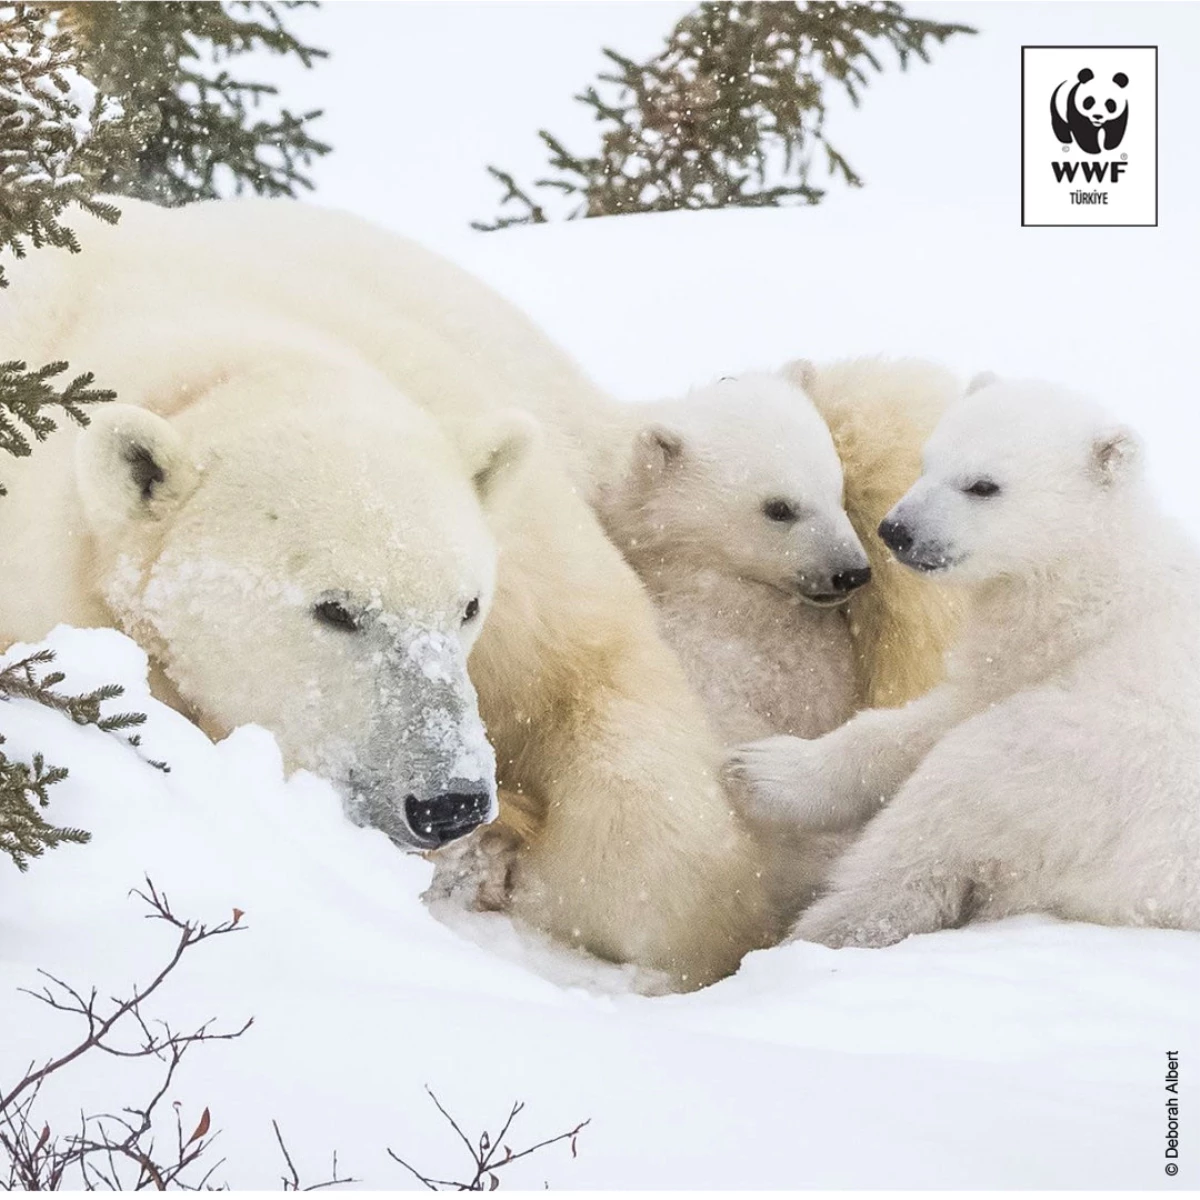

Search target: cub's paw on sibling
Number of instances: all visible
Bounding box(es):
[728,734,860,832]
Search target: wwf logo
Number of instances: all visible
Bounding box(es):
[1050,67,1129,154]
[1022,45,1156,227]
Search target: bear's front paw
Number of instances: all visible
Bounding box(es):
[426,823,521,913]
[789,882,940,949]
[788,904,907,949]
[727,735,853,832]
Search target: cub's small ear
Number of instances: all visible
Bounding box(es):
[1077,67,1095,84]
[1113,72,1129,88]
[1091,425,1141,486]
[75,405,199,534]
[636,424,684,478]
[462,408,540,504]
[966,370,999,396]
[781,358,816,391]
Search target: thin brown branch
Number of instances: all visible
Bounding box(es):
[1,876,246,1114]
[0,880,251,1190]
[273,1118,356,1191]
[385,1089,589,1191]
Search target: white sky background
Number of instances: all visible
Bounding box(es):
[251,1,1200,519]
[266,1,1199,240]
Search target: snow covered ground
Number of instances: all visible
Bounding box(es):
[4,1,1200,1189]
[3,624,1197,1190]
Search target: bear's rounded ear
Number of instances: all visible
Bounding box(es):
[461,408,540,505]
[781,358,816,391]
[1113,72,1129,88]
[636,423,684,478]
[1091,425,1141,486]
[966,370,999,396]
[1077,67,1095,84]
[75,404,199,534]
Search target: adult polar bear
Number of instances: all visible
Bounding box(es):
[0,198,952,984]
[1,197,772,988]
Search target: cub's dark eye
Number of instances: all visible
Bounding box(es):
[313,599,361,632]
[964,479,1001,498]
[1082,95,1095,110]
[762,498,799,523]
[1105,98,1117,113]
[463,596,480,624]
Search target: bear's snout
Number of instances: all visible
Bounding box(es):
[405,790,492,847]
[878,517,914,556]
[830,565,872,595]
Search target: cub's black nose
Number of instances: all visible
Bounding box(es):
[878,518,914,556]
[831,565,872,594]
[405,791,491,847]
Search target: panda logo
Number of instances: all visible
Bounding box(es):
[1051,68,1129,154]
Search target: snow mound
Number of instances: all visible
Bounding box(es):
[2,626,1195,1188]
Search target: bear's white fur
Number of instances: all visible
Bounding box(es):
[735,378,1200,947]
[583,358,967,738]
[790,357,967,710]
[593,372,862,926]
[0,197,772,989]
[595,373,868,748]
[592,363,964,923]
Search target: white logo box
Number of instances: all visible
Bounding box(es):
[1022,45,1157,227]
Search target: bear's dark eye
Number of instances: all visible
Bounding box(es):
[1105,98,1116,113]
[762,498,800,523]
[1081,95,1095,110]
[964,479,1001,498]
[313,599,361,632]
[463,596,480,624]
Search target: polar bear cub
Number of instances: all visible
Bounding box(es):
[596,372,871,748]
[595,373,872,930]
[734,376,1200,947]
[592,364,963,926]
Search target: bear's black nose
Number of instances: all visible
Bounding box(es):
[878,518,914,556]
[405,791,491,847]
[831,566,872,594]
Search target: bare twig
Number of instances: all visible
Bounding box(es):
[272,1119,356,1191]
[0,878,251,1190]
[2,877,247,1115]
[1,883,583,1190]
[386,1087,589,1191]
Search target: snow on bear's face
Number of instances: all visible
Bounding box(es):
[75,398,536,852]
[620,375,871,605]
[879,377,1141,583]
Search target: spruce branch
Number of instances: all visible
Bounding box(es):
[471,167,549,232]
[0,647,145,732]
[0,736,87,872]
[0,3,136,287]
[0,358,114,494]
[478,0,974,227]
[55,0,331,205]
[0,647,165,871]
